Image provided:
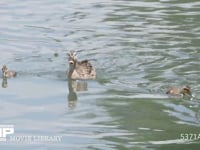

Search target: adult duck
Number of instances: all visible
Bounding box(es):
[68,51,96,80]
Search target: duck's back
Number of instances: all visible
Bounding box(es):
[75,60,96,79]
[166,87,181,96]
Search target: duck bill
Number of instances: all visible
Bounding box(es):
[69,60,74,64]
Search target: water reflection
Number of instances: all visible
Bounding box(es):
[2,77,8,88]
[195,109,200,122]
[68,79,88,109]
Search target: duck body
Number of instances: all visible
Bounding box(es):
[2,65,17,78]
[68,51,96,80]
[166,85,192,97]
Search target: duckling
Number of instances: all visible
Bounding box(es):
[2,65,17,78]
[68,51,96,80]
[166,85,192,97]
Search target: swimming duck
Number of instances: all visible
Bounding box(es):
[2,65,17,78]
[166,85,192,97]
[68,51,96,80]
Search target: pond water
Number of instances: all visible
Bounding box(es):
[0,0,200,149]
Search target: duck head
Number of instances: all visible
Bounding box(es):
[2,65,8,77]
[68,51,77,66]
[68,51,78,78]
[180,85,192,96]
[2,65,8,72]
